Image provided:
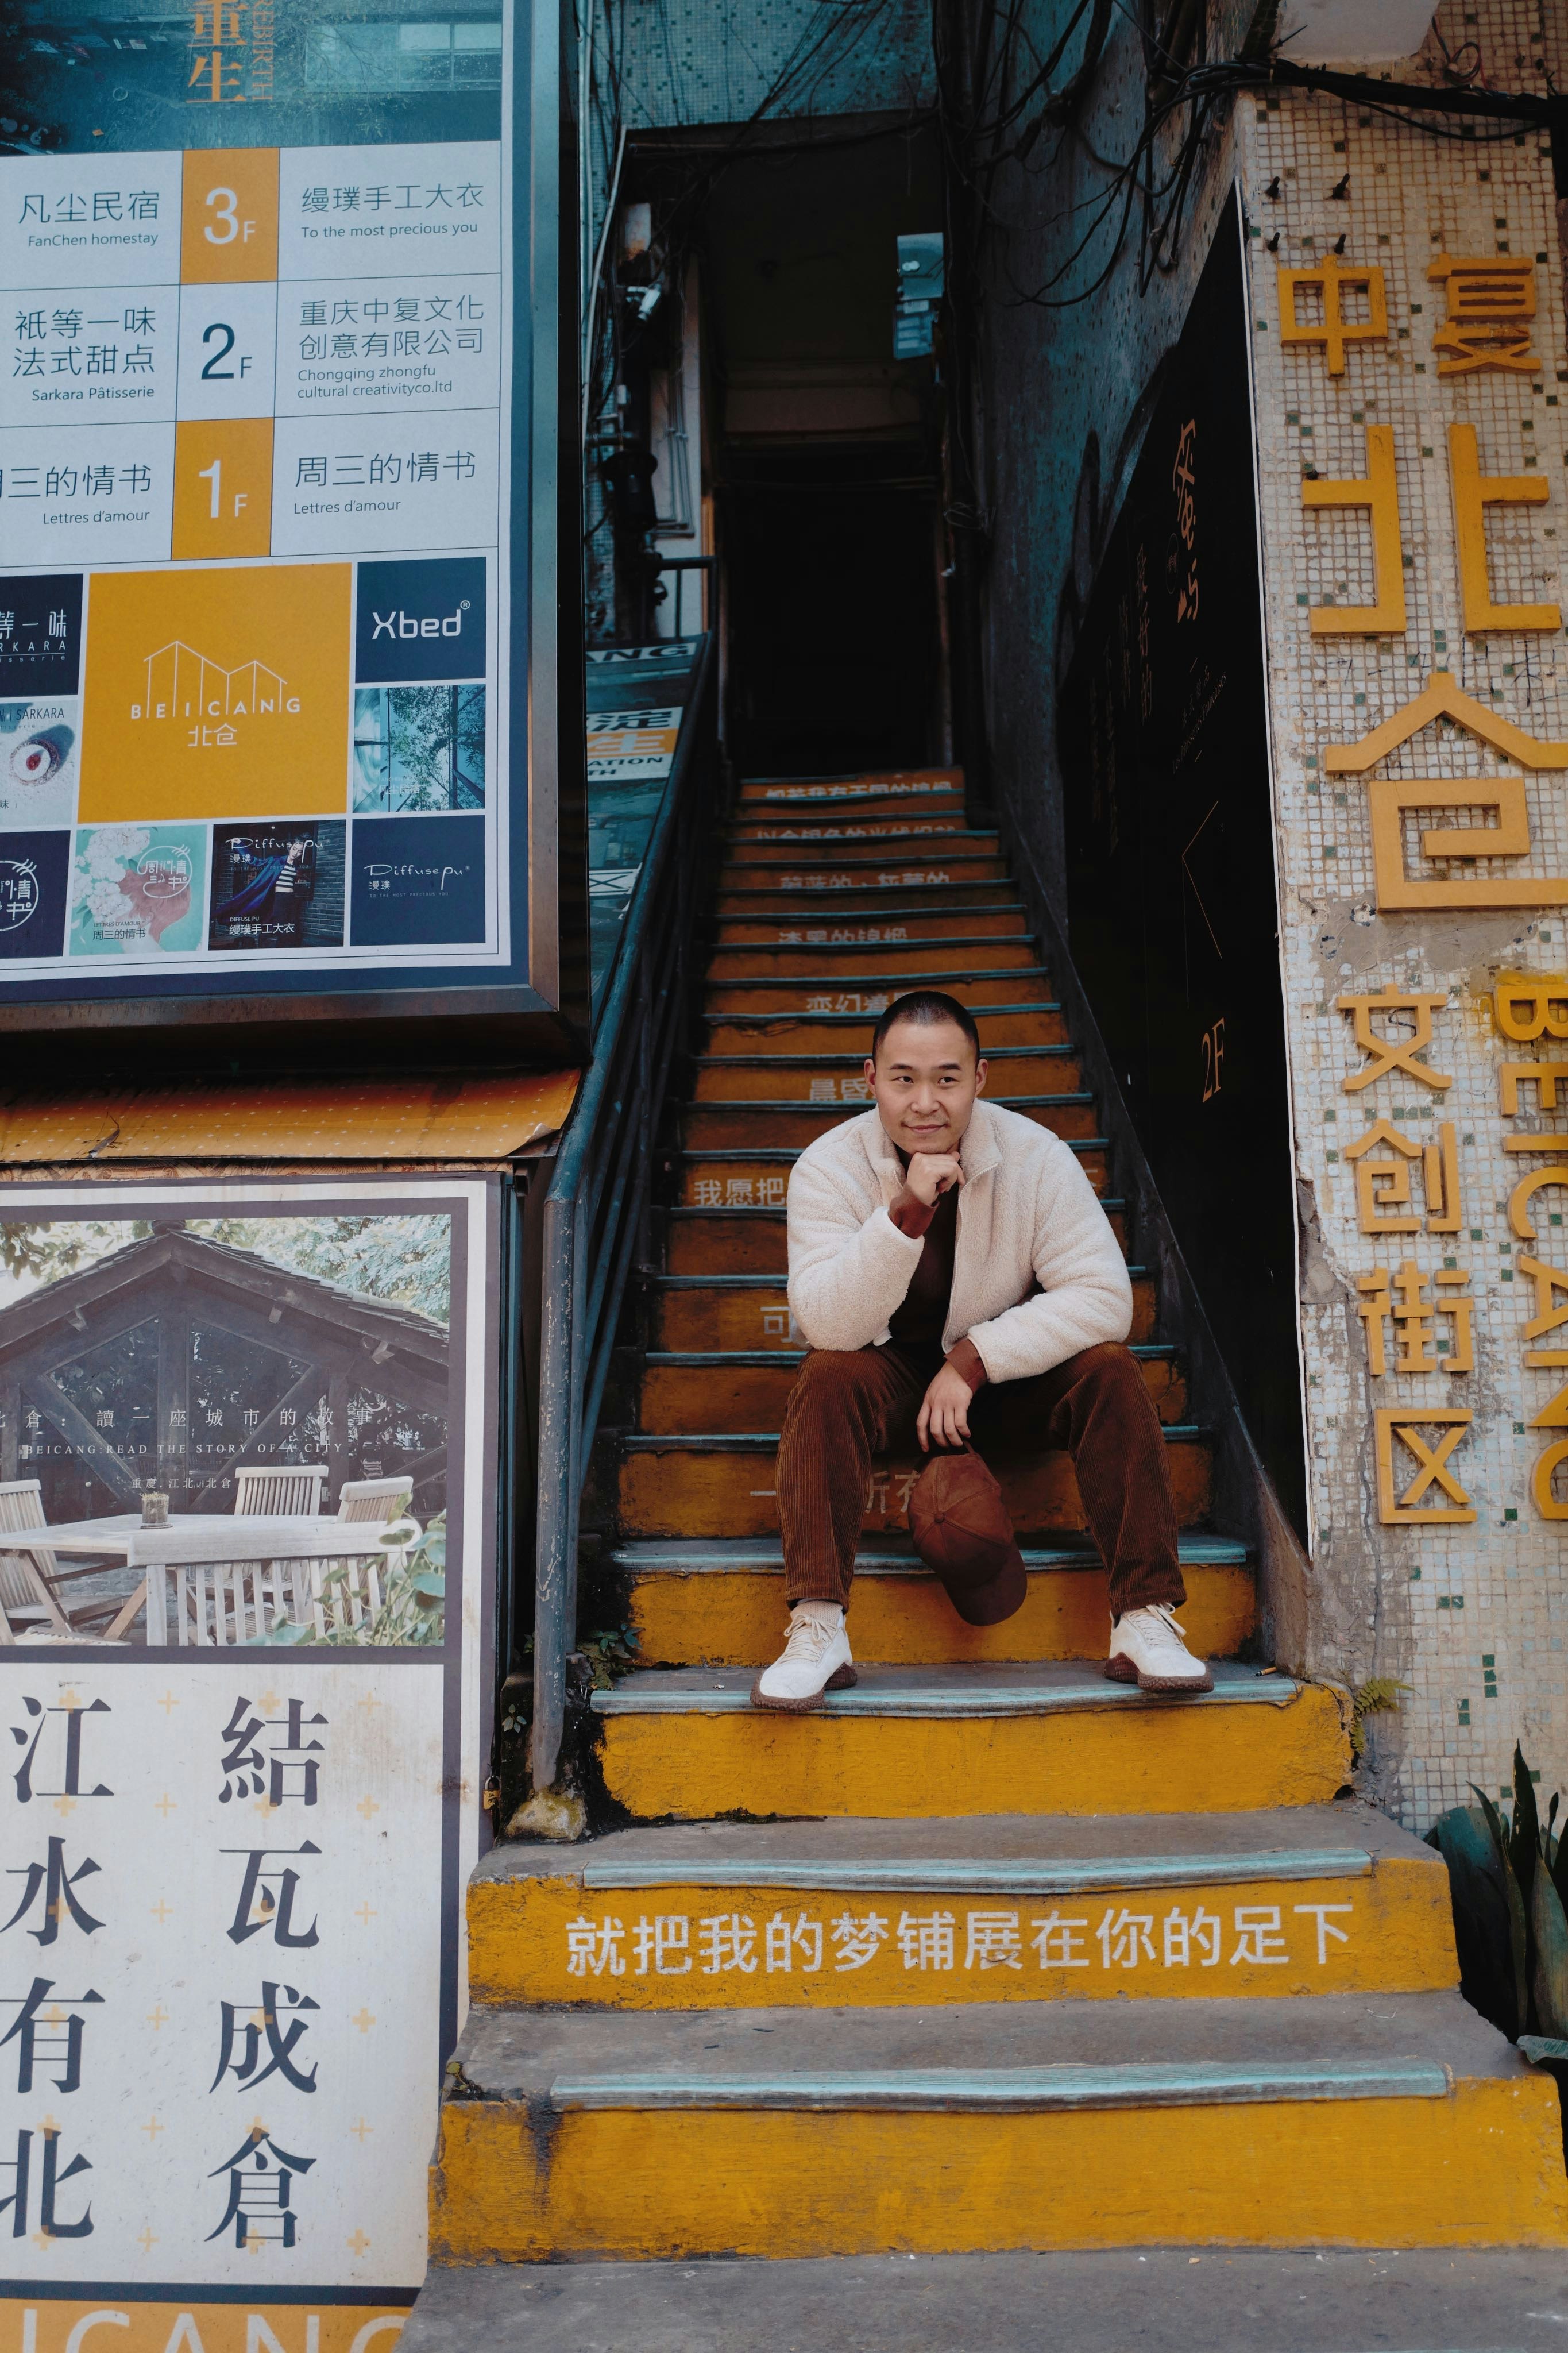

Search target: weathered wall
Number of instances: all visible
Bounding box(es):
[983,0,1568,1822]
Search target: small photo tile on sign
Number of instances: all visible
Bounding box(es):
[0,699,79,832]
[353,683,485,813]
[69,821,206,956]
[208,819,347,951]
[0,575,82,696]
[0,830,69,959]
[354,556,486,682]
[350,811,485,945]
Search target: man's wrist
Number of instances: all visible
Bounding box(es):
[890,1189,937,1239]
[945,1336,987,1393]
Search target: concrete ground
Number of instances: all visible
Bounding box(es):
[400,2247,1568,2352]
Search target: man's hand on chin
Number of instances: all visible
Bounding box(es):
[917,1341,987,1452]
[890,1151,963,1237]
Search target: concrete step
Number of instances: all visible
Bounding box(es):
[663,1197,1129,1272]
[616,1532,1241,1667]
[704,1002,1069,1052]
[615,1426,1211,1540]
[717,880,1019,919]
[673,1139,1113,1205]
[395,2244,1568,2353]
[717,909,1030,948]
[727,817,978,848]
[721,851,1009,891]
[589,1662,1348,1823]
[708,936,1039,979]
[704,965,1052,1014]
[467,1803,1454,2011]
[427,1991,1562,2262]
[648,1269,1154,1353]
[723,826,997,861]
[636,1332,1165,1423]
[692,1046,1079,1102]
[681,1096,1100,1150]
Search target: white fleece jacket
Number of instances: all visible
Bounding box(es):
[786,1097,1133,1383]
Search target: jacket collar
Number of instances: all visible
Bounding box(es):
[859,1095,1003,1194]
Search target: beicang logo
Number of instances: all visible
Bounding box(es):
[0,857,40,931]
[130,641,303,728]
[369,600,472,643]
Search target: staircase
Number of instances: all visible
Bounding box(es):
[423,767,1568,2287]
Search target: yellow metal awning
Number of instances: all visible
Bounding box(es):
[0,1070,581,1164]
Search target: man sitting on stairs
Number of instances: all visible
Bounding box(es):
[750,988,1213,1711]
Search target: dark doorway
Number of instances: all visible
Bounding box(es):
[629,117,947,777]
[724,443,940,776]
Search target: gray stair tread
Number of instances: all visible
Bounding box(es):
[705,968,1051,988]
[452,1991,1517,2109]
[623,1423,1198,1450]
[678,1138,1111,1159]
[652,1262,1144,1289]
[700,1043,1074,1067]
[708,934,1035,955]
[685,1091,1094,1110]
[612,1532,1242,1568]
[592,1661,1293,1718]
[396,2247,1568,2353]
[702,1005,1064,1029]
[479,1797,1427,1891]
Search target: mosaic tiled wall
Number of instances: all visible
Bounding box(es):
[982,0,1568,1820]
[1242,1,1568,1822]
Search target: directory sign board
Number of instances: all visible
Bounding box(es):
[0,4,580,1052]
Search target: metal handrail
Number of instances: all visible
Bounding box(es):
[530,631,717,1790]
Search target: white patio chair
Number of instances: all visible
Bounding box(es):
[232,1464,329,1517]
[306,1476,418,1633]
[0,1478,131,1638]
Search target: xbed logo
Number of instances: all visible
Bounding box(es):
[356,557,485,684]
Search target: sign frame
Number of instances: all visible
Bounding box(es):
[0,1,586,1070]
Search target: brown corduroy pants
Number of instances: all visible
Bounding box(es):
[776,1340,1185,1618]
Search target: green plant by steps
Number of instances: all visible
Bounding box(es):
[1350,1675,1411,1761]
[261,1515,446,1646]
[1427,1741,1568,2159]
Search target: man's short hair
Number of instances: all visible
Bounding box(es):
[870,989,982,1063]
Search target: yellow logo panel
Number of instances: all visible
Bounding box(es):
[79,565,351,823]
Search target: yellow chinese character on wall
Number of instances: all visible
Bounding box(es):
[1428,254,1540,377]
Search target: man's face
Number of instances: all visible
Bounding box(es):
[864,1017,987,1156]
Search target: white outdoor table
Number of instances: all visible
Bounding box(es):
[0,1513,398,1644]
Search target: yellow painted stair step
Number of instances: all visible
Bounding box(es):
[708,938,1040,979]
[428,1993,1568,2259]
[619,1544,1239,1665]
[615,1427,1208,1538]
[591,1664,1348,1821]
[466,1803,1454,2011]
[649,1271,1153,1351]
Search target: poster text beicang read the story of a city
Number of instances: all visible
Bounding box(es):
[0,1,519,998]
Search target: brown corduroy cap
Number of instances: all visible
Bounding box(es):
[907,1449,1027,1626]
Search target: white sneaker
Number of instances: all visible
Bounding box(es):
[750,1604,857,1712]
[1106,1603,1214,1693]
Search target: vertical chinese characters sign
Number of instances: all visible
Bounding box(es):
[0,1177,494,2351]
[0,6,536,1016]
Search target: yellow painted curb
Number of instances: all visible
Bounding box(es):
[597,1685,1351,1820]
[430,2076,1568,2259]
[466,1855,1454,2009]
[628,1561,1253,1668]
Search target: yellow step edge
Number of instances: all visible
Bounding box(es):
[625,1558,1247,1667]
[595,1681,1350,1820]
[467,1856,1453,2011]
[430,2077,1568,2259]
